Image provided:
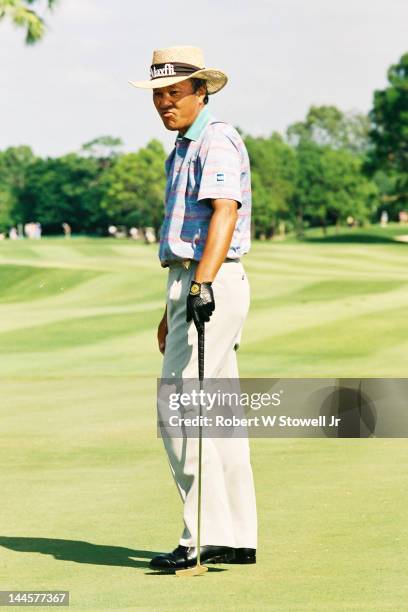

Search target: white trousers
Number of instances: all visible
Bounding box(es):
[159,260,258,549]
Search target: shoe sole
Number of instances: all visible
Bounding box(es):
[149,551,235,572]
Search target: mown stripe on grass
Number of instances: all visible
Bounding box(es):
[250,279,407,308]
[244,302,408,361]
[0,264,101,303]
[0,309,160,353]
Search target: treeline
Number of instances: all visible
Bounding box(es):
[0,53,407,238]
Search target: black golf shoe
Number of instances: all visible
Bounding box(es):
[149,544,235,571]
[232,547,256,564]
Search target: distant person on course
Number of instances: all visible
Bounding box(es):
[130,45,257,571]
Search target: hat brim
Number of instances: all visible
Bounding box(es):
[129,68,228,94]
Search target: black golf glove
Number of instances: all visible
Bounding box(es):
[186,281,215,332]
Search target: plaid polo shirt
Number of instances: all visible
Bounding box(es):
[159,106,252,266]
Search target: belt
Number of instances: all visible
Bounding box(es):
[162,257,240,269]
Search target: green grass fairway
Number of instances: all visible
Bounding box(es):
[1,234,407,610]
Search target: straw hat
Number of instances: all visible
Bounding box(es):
[129,45,228,94]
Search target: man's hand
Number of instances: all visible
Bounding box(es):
[186,281,215,332]
[157,310,168,354]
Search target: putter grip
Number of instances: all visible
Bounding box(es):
[198,327,205,382]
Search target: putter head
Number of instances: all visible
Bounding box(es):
[175,563,208,577]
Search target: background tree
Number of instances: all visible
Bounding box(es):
[287,105,371,156]
[292,140,325,236]
[321,148,378,228]
[80,136,124,164]
[0,146,36,231]
[364,52,408,214]
[19,153,111,234]
[293,141,376,235]
[245,132,296,238]
[0,0,58,44]
[100,140,166,236]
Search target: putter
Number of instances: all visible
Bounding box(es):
[176,323,208,577]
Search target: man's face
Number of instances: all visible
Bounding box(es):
[153,79,206,134]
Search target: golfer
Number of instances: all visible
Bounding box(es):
[130,45,258,571]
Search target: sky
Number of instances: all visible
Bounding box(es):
[0,0,407,157]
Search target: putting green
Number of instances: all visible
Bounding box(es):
[0,233,407,610]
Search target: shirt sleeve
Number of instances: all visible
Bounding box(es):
[197,128,243,208]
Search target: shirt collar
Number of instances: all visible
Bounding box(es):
[176,106,213,143]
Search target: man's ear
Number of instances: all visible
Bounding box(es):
[197,84,207,101]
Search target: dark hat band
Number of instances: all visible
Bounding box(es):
[150,62,204,80]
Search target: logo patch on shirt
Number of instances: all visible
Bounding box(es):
[215,172,225,183]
